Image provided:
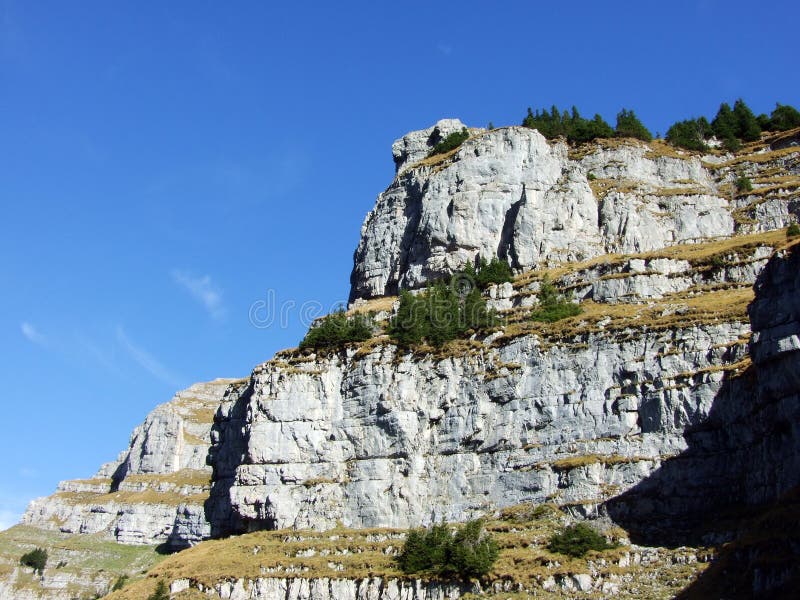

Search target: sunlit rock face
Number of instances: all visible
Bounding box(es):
[350,123,800,302]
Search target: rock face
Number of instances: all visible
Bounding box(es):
[22,379,239,548]
[391,118,472,174]
[5,122,800,600]
[606,244,800,545]
[206,316,750,533]
[349,123,799,302]
[171,577,472,600]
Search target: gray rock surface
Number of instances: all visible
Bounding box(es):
[207,319,750,534]
[173,577,473,600]
[22,379,238,547]
[392,118,472,174]
[350,123,799,302]
[5,123,800,600]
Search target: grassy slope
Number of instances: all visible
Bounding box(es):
[106,504,709,600]
[0,525,166,598]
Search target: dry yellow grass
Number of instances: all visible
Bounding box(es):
[182,430,207,445]
[644,138,694,160]
[587,177,617,199]
[347,295,397,315]
[704,145,800,169]
[546,454,652,471]
[104,504,624,600]
[55,489,209,506]
[411,146,462,171]
[122,470,211,488]
[514,228,795,289]
[747,180,800,197]
[64,477,112,487]
[54,471,211,507]
[182,406,217,424]
[651,186,709,197]
[498,286,753,347]
[103,499,711,600]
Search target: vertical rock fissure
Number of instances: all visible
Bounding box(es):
[498,184,525,269]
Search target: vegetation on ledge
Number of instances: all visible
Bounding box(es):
[398,519,498,579]
[389,282,497,347]
[19,547,47,574]
[103,502,712,600]
[529,277,582,323]
[516,98,799,153]
[428,127,470,157]
[547,523,616,558]
[299,309,374,351]
[667,99,800,151]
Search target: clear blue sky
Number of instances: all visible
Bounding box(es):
[2,0,798,528]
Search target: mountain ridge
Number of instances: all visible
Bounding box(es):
[4,120,800,599]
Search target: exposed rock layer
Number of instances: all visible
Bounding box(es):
[22,379,239,547]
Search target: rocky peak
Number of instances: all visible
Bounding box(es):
[350,122,799,303]
[391,118,471,174]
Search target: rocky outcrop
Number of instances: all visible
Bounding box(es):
[171,577,472,600]
[5,122,800,600]
[350,123,799,302]
[22,379,239,548]
[392,118,472,174]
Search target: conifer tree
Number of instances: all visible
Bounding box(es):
[712,103,737,141]
[769,103,800,131]
[732,99,761,141]
[614,109,652,141]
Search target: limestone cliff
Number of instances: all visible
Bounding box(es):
[7,121,800,600]
[350,121,799,301]
[22,379,240,548]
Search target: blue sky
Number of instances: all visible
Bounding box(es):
[1,0,798,529]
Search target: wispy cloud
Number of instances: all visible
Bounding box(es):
[20,321,47,346]
[75,332,122,376]
[18,467,38,479]
[437,42,453,56]
[172,270,226,320]
[116,326,184,388]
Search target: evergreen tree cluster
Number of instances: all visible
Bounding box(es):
[522,106,651,143]
[530,277,582,322]
[299,309,373,351]
[615,108,653,141]
[388,257,512,346]
[389,281,496,347]
[428,127,470,157]
[666,100,800,152]
[547,523,615,558]
[463,257,514,289]
[397,519,499,579]
[147,580,170,600]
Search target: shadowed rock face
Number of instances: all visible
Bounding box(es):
[605,246,800,547]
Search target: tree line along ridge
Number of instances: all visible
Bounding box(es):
[426,99,800,158]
